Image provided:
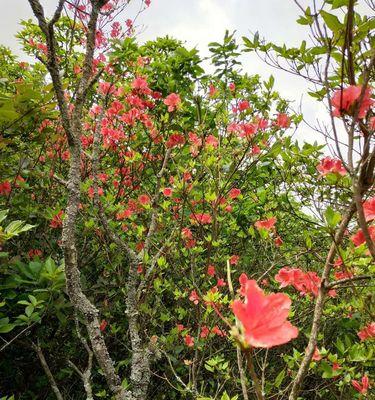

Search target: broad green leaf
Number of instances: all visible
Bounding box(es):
[332,0,349,9]
[325,207,342,228]
[320,11,342,33]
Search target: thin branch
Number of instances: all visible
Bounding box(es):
[326,274,373,289]
[244,348,264,400]
[32,340,64,400]
[142,148,172,256]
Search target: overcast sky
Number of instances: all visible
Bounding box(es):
[2,0,330,144]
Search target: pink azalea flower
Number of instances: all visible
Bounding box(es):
[238,100,250,112]
[363,197,375,222]
[317,157,346,176]
[166,133,185,148]
[164,93,181,112]
[205,134,219,148]
[207,265,216,276]
[138,194,151,205]
[351,375,369,394]
[162,187,173,197]
[0,181,11,196]
[255,217,277,231]
[190,213,212,225]
[312,347,322,361]
[332,85,373,119]
[350,226,375,247]
[229,255,240,265]
[232,278,298,348]
[357,322,375,341]
[184,334,195,347]
[189,290,199,305]
[200,325,210,338]
[275,113,290,128]
[228,188,241,199]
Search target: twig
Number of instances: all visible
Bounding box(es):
[32,340,64,400]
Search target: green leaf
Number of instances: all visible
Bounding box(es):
[325,207,342,228]
[297,16,310,25]
[320,361,333,378]
[332,0,349,9]
[0,209,8,224]
[0,323,16,333]
[275,369,286,388]
[320,11,342,33]
[336,338,345,354]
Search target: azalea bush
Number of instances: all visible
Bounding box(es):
[0,0,374,399]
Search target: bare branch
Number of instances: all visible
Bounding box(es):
[326,274,373,289]
[32,340,64,400]
[143,148,172,256]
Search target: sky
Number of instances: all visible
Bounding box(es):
[1,0,330,144]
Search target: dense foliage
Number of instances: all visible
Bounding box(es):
[0,1,374,399]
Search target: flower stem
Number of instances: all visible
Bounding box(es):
[244,348,264,400]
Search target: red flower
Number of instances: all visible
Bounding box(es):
[334,269,354,280]
[184,334,194,347]
[351,375,369,394]
[350,226,375,247]
[131,76,150,94]
[274,236,283,247]
[217,278,226,287]
[176,324,184,332]
[239,273,249,295]
[229,255,240,265]
[138,194,151,205]
[275,113,290,128]
[166,132,185,148]
[363,197,375,222]
[251,145,261,155]
[275,267,302,288]
[232,278,298,348]
[98,81,115,96]
[189,290,200,305]
[207,265,216,277]
[229,82,236,91]
[255,217,277,231]
[183,171,192,182]
[332,85,373,119]
[181,227,193,239]
[312,347,322,361]
[275,267,322,297]
[88,186,103,198]
[0,181,11,196]
[332,362,340,371]
[211,325,226,337]
[209,84,218,97]
[357,322,375,341]
[164,93,181,112]
[228,188,241,199]
[205,134,218,148]
[50,210,64,228]
[238,123,257,138]
[317,157,346,176]
[238,100,250,112]
[28,249,43,259]
[162,187,173,197]
[116,209,133,220]
[200,325,210,338]
[99,320,108,332]
[190,213,212,225]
